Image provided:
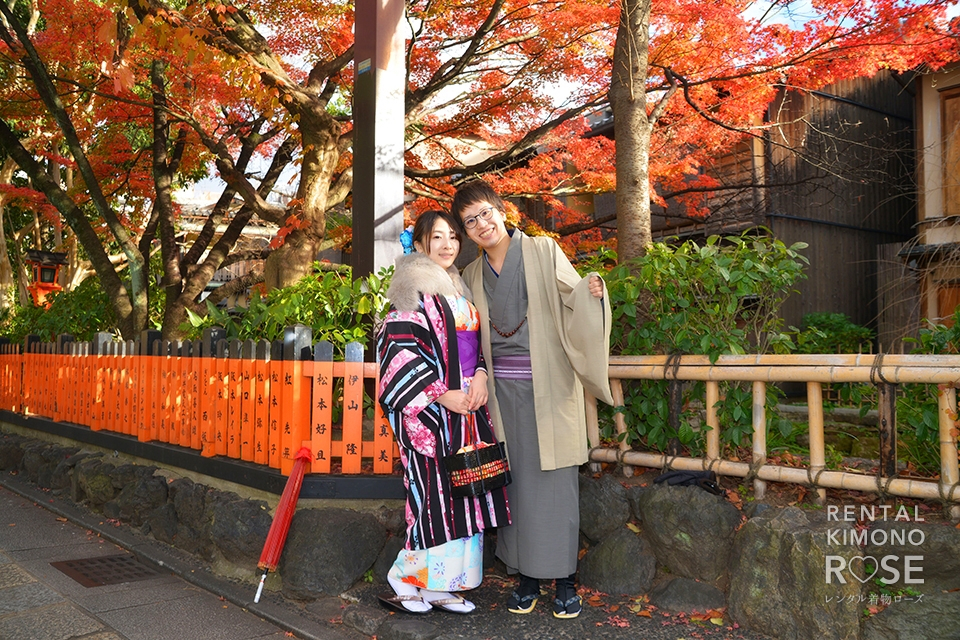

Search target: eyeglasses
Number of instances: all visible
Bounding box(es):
[462,207,497,230]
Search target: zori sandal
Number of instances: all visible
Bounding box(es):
[425,594,475,614]
[506,591,538,614]
[377,593,431,614]
[553,594,582,619]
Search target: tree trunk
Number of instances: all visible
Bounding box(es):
[610,0,653,263]
[0,157,18,310]
[263,108,340,289]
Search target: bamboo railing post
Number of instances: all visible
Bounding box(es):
[752,380,767,498]
[705,381,720,461]
[878,382,898,478]
[937,385,960,521]
[667,378,683,459]
[610,378,632,476]
[806,381,826,505]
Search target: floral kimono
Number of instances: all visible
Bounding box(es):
[377,252,510,591]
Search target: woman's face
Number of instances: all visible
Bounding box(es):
[415,218,460,270]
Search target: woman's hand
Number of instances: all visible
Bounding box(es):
[437,389,471,415]
[466,370,488,410]
[588,274,604,298]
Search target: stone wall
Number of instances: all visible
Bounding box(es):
[3,430,960,640]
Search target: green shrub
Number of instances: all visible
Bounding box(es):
[794,312,874,354]
[184,263,391,357]
[0,277,117,343]
[893,310,960,474]
[595,231,808,451]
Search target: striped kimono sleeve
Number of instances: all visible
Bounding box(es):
[377,310,448,458]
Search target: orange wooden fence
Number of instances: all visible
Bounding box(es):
[0,330,399,477]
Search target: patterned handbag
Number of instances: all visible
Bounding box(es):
[443,413,511,498]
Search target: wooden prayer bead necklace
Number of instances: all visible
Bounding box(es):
[490,317,527,338]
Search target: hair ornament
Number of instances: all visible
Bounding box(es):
[400,226,415,254]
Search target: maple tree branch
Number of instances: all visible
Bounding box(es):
[218,249,270,270]
[648,68,679,127]
[327,168,353,210]
[0,116,137,332]
[406,0,506,109]
[670,72,891,185]
[0,2,144,275]
[186,124,288,221]
[306,47,353,96]
[152,60,184,305]
[406,93,605,181]
[198,264,264,310]
[556,213,617,237]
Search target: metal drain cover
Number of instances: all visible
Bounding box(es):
[51,554,160,587]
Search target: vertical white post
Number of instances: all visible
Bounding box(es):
[752,380,767,499]
[938,385,960,521]
[705,381,720,461]
[807,381,826,505]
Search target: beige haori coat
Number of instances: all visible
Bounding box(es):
[462,232,615,471]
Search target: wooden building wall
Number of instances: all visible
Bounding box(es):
[765,75,916,331]
[666,74,918,334]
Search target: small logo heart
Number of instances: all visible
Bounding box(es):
[848,556,879,583]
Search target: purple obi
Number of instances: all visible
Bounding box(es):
[457,329,479,379]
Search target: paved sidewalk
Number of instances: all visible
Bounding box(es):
[0,476,361,640]
[0,472,773,640]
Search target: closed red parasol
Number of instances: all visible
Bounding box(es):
[254,446,312,603]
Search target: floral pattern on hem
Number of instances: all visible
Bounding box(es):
[390,534,483,592]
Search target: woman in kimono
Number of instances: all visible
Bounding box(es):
[377,210,511,614]
[451,180,614,619]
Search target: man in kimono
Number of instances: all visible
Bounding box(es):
[451,180,614,619]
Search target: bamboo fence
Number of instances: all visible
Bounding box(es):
[586,354,960,519]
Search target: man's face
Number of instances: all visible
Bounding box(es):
[459,200,508,250]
